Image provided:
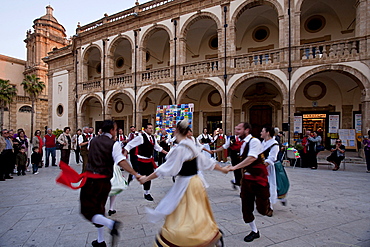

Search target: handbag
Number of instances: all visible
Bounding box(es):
[109,164,128,196]
[316,145,325,152]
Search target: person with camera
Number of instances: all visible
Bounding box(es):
[327,139,345,171]
[363,130,370,173]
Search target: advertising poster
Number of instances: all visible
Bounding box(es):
[328,115,339,133]
[294,116,302,133]
[155,103,194,134]
[355,114,362,133]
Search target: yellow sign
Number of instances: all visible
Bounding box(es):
[303,114,326,119]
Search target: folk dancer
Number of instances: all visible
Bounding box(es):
[79,120,141,247]
[124,123,168,201]
[126,126,139,184]
[213,128,227,162]
[139,120,229,247]
[260,125,279,208]
[79,126,91,172]
[230,122,273,242]
[197,128,213,158]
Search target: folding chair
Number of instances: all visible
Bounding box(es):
[286,149,301,169]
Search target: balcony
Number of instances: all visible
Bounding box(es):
[77,36,368,96]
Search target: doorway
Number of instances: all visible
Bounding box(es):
[249,105,272,138]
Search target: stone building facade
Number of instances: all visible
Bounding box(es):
[44,0,370,147]
[0,6,69,136]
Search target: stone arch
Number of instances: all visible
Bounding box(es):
[228,72,288,105]
[177,78,225,106]
[105,90,134,115]
[82,44,103,62]
[78,93,103,114]
[292,64,369,101]
[137,84,175,108]
[139,24,173,48]
[231,0,284,25]
[108,34,134,54]
[180,12,222,39]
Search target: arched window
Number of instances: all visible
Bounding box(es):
[19,106,32,113]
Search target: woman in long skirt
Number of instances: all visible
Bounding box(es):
[140,120,229,247]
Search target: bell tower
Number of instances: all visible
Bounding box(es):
[24,5,69,130]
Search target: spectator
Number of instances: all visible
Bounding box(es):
[327,139,345,171]
[89,127,96,139]
[307,131,322,169]
[301,130,311,168]
[116,128,127,148]
[31,146,42,174]
[58,127,72,165]
[32,130,43,167]
[363,130,370,173]
[44,128,57,167]
[78,126,90,172]
[71,129,82,166]
[0,129,14,180]
[16,146,28,176]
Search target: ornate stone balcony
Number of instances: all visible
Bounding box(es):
[78,36,368,96]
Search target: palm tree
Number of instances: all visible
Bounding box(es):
[21,74,45,139]
[0,79,17,130]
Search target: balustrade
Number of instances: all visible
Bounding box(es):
[301,38,360,60]
[182,60,219,75]
[108,75,132,87]
[234,50,280,69]
[82,80,101,91]
[141,68,170,81]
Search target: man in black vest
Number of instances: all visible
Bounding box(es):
[124,123,168,201]
[80,120,141,247]
[230,122,273,243]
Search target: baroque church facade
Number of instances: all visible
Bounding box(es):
[40,0,369,147]
[0,6,69,135]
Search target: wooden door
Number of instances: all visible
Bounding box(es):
[249,105,272,138]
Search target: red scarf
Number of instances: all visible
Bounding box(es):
[56,162,108,189]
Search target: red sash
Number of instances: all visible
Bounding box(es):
[56,161,108,189]
[138,157,157,169]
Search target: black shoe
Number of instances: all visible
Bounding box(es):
[5,175,13,179]
[127,175,133,185]
[45,165,49,167]
[91,240,107,247]
[108,210,116,216]
[110,221,121,246]
[244,231,260,242]
[266,209,273,217]
[52,164,57,166]
[230,180,238,190]
[144,194,154,201]
[0,178,5,181]
[281,200,287,206]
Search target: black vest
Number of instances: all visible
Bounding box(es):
[178,158,198,176]
[201,134,211,144]
[86,135,115,178]
[80,134,89,155]
[138,133,155,158]
[240,137,264,173]
[228,135,241,164]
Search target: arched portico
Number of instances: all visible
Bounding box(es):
[230,75,285,137]
[178,79,224,136]
[78,94,103,130]
[105,90,134,134]
[137,85,174,128]
[293,64,369,145]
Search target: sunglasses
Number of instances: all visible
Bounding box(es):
[336,141,341,143]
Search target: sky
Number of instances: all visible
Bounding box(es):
[0,0,151,60]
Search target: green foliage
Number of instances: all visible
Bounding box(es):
[21,74,45,99]
[294,143,304,150]
[53,129,63,138]
[0,79,17,107]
